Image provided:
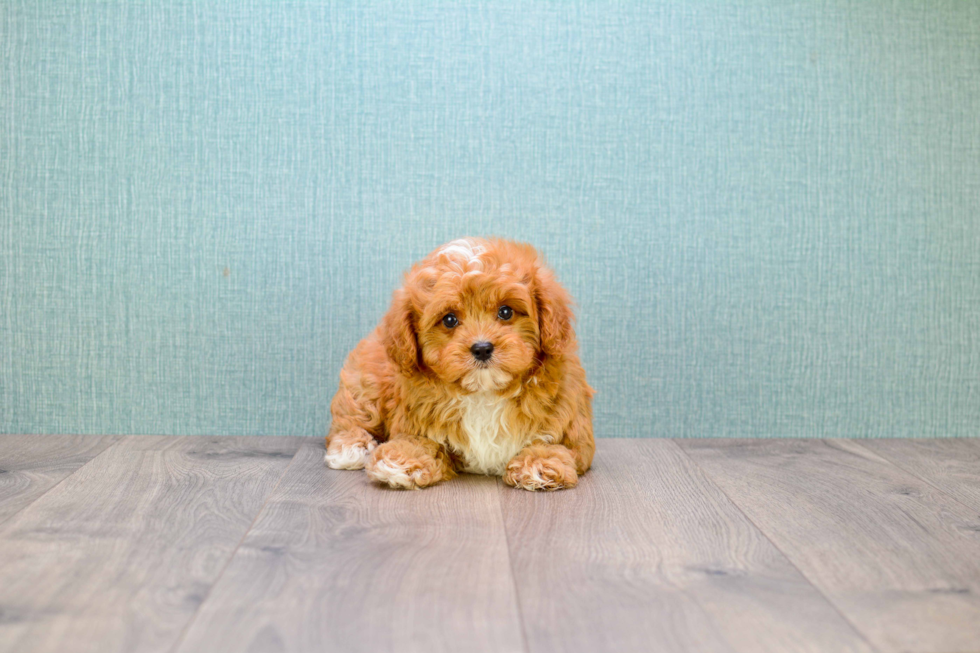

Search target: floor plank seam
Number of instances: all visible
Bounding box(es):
[848,440,980,516]
[615,455,744,649]
[166,439,306,653]
[495,477,533,653]
[0,435,124,530]
[670,439,885,653]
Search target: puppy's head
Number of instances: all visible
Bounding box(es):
[382,238,575,392]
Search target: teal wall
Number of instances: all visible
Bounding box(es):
[2,2,978,438]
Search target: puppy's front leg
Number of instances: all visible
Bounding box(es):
[503,444,579,491]
[365,435,456,490]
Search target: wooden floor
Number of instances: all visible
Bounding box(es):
[1,437,978,653]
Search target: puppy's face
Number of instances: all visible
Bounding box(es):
[418,268,538,393]
[384,238,573,393]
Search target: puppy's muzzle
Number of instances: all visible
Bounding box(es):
[470,341,494,362]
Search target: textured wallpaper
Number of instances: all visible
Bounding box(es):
[1,1,978,438]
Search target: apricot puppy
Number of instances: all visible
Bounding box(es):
[325,237,594,491]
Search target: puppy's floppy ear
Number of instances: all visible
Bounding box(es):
[533,265,575,358]
[382,287,420,373]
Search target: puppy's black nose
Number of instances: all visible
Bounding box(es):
[470,341,494,361]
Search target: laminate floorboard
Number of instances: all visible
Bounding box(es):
[0,435,304,653]
[5,436,980,653]
[861,438,980,513]
[679,438,980,653]
[175,440,525,653]
[0,435,120,525]
[499,439,875,653]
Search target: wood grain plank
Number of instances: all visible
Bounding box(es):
[500,439,875,653]
[175,440,526,653]
[679,439,980,653]
[0,435,304,653]
[861,438,980,512]
[0,435,121,525]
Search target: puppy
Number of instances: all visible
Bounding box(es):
[325,237,594,491]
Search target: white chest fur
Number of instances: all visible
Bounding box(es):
[457,392,527,476]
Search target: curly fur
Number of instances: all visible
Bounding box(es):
[326,237,595,491]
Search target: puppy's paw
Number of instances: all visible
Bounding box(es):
[325,429,377,470]
[365,440,453,490]
[504,445,578,491]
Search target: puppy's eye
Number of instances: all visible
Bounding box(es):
[497,306,514,321]
[442,313,459,329]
